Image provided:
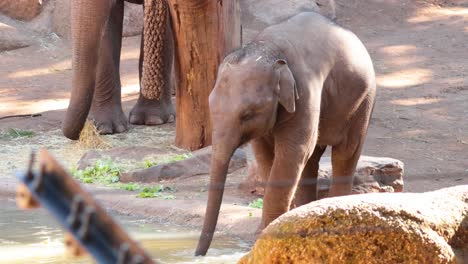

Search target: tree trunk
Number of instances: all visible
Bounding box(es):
[167,0,242,150]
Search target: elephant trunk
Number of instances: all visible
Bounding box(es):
[195,137,239,256]
[62,0,113,139]
[141,0,170,100]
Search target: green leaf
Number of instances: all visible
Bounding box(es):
[248,198,263,209]
[1,128,35,139]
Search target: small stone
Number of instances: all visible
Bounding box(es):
[0,0,43,21]
[0,22,34,51]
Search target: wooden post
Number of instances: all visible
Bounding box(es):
[167,0,241,150]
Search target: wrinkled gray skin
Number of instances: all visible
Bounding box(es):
[62,0,174,140]
[196,12,376,256]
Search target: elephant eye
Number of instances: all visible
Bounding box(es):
[240,111,255,121]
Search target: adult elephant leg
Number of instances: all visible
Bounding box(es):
[129,0,175,126]
[88,1,128,134]
[63,0,115,139]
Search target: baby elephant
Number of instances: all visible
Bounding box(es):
[196,12,376,256]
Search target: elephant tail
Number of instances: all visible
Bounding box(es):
[141,0,168,100]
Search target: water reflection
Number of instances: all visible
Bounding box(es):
[0,201,249,264]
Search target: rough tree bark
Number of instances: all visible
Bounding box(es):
[167,0,242,150]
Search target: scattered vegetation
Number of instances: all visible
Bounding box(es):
[71,159,176,199]
[248,198,264,209]
[144,160,155,168]
[115,182,140,191]
[164,153,192,163]
[142,153,192,169]
[0,128,35,139]
[71,159,120,184]
[137,185,176,199]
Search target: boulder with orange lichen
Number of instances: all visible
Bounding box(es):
[239,185,468,264]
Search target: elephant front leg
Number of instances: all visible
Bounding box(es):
[129,0,175,126]
[261,138,314,229]
[88,1,128,135]
[291,145,327,208]
[251,137,275,193]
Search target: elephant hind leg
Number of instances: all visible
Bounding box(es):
[329,96,374,197]
[292,145,326,208]
[89,0,128,135]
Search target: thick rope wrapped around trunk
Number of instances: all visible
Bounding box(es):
[141,0,167,100]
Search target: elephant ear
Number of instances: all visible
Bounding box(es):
[274,59,298,113]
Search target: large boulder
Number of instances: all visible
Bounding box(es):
[239,185,468,264]
[52,0,71,40]
[122,2,144,37]
[0,0,336,52]
[240,0,336,43]
[77,146,247,183]
[53,1,143,40]
[318,156,404,196]
[0,0,143,49]
[0,0,55,51]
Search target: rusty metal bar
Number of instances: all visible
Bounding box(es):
[16,149,156,264]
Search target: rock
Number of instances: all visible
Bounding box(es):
[241,155,404,197]
[0,0,43,21]
[318,156,404,197]
[122,2,143,37]
[240,0,336,43]
[119,146,247,183]
[0,0,57,52]
[0,0,336,51]
[0,22,34,51]
[316,0,337,20]
[239,185,468,264]
[52,0,71,40]
[77,145,247,183]
[77,146,166,170]
[52,1,143,41]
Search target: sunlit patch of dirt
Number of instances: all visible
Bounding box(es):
[376,68,433,89]
[408,6,468,23]
[390,97,441,107]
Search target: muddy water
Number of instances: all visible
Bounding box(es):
[0,201,249,264]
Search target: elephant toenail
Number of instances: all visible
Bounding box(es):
[115,124,128,133]
[97,124,113,135]
[146,116,164,125]
[129,114,144,125]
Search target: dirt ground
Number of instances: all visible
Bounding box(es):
[0,0,467,241]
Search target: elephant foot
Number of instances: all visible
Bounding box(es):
[129,95,175,125]
[88,104,128,135]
